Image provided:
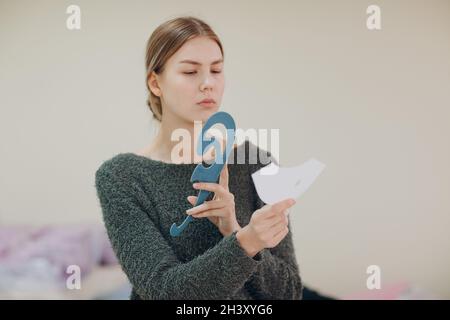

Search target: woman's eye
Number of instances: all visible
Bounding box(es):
[183,70,222,75]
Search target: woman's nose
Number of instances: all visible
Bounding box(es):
[200,74,214,91]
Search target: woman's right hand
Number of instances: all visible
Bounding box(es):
[236,198,296,258]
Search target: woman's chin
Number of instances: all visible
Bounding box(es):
[194,105,219,120]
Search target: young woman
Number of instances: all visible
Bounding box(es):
[95,16,302,300]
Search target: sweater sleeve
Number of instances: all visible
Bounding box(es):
[245,213,303,300]
[95,162,263,300]
[245,146,303,300]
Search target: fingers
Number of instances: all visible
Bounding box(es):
[271,212,289,228]
[271,198,296,213]
[272,225,289,243]
[219,163,229,190]
[271,218,288,235]
[261,199,295,218]
[263,209,289,230]
[186,199,227,215]
[255,199,295,221]
[258,210,283,228]
[189,208,227,218]
[187,196,197,205]
[193,182,230,199]
[247,199,293,250]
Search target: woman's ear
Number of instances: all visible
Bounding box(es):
[148,71,162,97]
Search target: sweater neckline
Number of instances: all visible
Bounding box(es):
[121,141,251,168]
[122,152,210,167]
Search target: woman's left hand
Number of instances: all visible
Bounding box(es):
[186,164,241,237]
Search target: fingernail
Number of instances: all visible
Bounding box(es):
[193,183,199,188]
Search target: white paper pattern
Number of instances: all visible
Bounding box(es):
[251,158,326,205]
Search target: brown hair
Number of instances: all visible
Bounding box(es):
[145,16,224,121]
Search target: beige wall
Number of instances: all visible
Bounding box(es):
[1,0,449,298]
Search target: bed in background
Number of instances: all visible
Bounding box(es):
[0,224,131,299]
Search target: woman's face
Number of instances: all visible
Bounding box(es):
[149,36,225,124]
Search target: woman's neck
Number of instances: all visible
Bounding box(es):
[143,113,217,164]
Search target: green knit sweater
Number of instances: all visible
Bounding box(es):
[95,140,302,300]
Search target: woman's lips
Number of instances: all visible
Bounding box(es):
[197,101,216,107]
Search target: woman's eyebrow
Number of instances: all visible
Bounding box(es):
[178,59,224,66]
